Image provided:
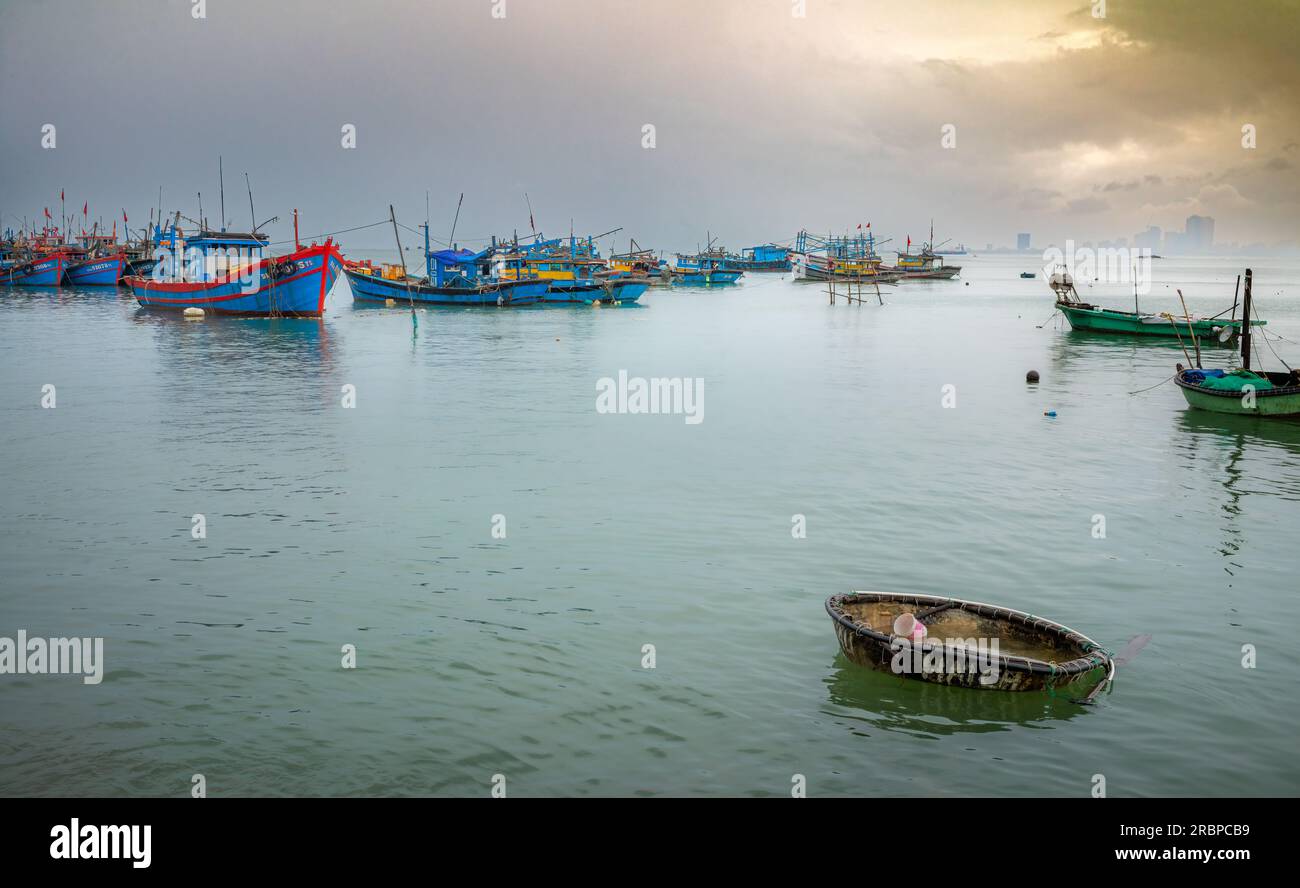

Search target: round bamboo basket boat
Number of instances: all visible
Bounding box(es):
[826,591,1111,692]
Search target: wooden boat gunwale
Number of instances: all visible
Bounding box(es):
[826,591,1110,678]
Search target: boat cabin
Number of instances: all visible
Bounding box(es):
[156,228,270,282]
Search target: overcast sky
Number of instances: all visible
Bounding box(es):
[2,0,1297,252]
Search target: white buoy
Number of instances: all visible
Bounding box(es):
[183,307,205,318]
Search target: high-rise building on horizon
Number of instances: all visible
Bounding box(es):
[1016,232,1031,251]
[1186,215,1215,253]
[1134,226,1162,252]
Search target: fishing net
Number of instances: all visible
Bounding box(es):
[1195,369,1274,392]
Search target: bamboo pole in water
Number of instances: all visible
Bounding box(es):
[1177,289,1201,368]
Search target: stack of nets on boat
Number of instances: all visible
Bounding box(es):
[1183,368,1274,392]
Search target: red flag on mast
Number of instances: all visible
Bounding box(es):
[44,207,51,219]
[83,202,88,216]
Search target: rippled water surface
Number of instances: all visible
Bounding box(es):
[2,254,1299,796]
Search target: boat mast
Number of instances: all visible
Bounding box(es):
[389,204,408,278]
[1241,268,1253,371]
[448,193,463,251]
[218,156,226,231]
[244,174,256,233]
[389,204,416,324]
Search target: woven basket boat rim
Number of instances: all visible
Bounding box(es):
[825,591,1110,676]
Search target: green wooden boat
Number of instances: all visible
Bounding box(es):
[1175,269,1300,417]
[1049,271,1262,341]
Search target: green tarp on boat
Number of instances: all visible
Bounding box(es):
[1197,369,1274,392]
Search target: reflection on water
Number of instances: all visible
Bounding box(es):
[1172,410,1300,571]
[823,655,1087,737]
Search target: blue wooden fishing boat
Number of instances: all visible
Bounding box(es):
[670,249,743,285]
[721,244,790,272]
[498,234,649,303]
[63,228,127,286]
[127,218,343,316]
[346,238,548,307]
[66,253,126,286]
[3,253,67,286]
[2,227,70,286]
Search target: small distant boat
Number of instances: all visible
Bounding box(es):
[127,216,343,317]
[1020,271,1036,279]
[1050,268,1262,341]
[826,591,1112,693]
[1175,269,1300,416]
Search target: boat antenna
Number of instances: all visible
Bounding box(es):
[448,193,463,250]
[219,156,226,231]
[525,192,536,237]
[244,173,255,233]
[197,192,204,231]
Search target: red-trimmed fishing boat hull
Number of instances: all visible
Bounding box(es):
[126,241,343,317]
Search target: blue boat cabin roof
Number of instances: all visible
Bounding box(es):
[186,230,270,250]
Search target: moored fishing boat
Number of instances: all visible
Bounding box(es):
[500,234,649,303]
[1050,269,1263,341]
[789,229,899,284]
[669,249,742,285]
[1174,269,1300,417]
[66,252,127,286]
[346,240,547,307]
[609,240,672,286]
[126,219,343,317]
[891,222,961,279]
[790,252,901,283]
[826,591,1112,693]
[2,226,71,286]
[2,253,67,286]
[63,227,126,285]
[721,243,790,272]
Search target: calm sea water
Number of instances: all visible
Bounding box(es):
[2,253,1299,797]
